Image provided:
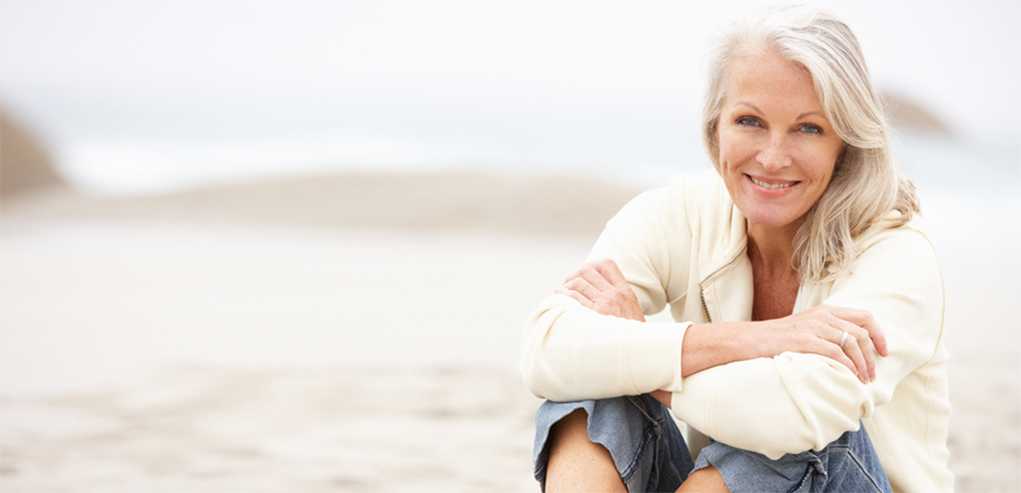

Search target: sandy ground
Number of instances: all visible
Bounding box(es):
[1,170,1018,492]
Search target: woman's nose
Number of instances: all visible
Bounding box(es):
[755,141,793,170]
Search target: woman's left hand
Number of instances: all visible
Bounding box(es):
[558,259,674,407]
[556,259,646,322]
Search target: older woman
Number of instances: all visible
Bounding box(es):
[520,9,952,493]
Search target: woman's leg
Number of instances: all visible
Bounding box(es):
[682,424,893,493]
[533,395,694,492]
[545,409,627,492]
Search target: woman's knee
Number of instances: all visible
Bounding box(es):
[545,408,627,492]
[533,396,691,492]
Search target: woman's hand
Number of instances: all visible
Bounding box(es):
[756,305,889,383]
[556,259,646,322]
[558,260,673,407]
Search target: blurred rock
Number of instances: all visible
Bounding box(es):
[0,107,65,204]
[880,90,953,137]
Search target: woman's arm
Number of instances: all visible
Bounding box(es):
[521,177,886,401]
[668,229,944,459]
[554,253,889,403]
[520,183,695,400]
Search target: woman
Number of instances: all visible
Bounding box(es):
[520,8,952,493]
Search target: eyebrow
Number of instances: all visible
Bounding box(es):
[735,101,824,120]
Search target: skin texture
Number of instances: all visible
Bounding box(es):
[544,45,888,493]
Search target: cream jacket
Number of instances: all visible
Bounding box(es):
[520,170,953,493]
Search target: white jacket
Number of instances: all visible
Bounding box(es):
[520,170,953,493]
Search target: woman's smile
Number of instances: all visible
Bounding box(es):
[715,46,845,234]
[744,173,801,196]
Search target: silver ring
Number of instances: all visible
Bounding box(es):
[839,330,849,347]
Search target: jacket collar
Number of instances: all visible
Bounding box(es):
[698,201,755,323]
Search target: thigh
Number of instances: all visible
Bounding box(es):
[689,424,892,493]
[533,395,694,492]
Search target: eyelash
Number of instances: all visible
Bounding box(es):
[735,116,823,135]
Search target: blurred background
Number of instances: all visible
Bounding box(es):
[1,1,1018,491]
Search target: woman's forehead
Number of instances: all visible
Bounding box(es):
[724,50,821,113]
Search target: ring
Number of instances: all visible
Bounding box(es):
[839,330,849,346]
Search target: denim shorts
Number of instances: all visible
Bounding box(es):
[532,395,892,493]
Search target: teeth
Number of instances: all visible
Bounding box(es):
[750,176,796,189]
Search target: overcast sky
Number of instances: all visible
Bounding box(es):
[1,1,1017,191]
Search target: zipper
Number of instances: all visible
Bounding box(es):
[700,287,712,323]
[697,245,746,324]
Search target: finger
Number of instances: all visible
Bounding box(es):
[828,306,888,356]
[811,339,858,379]
[578,264,615,292]
[832,327,869,383]
[562,268,583,284]
[564,277,600,303]
[595,259,629,287]
[555,287,594,309]
[831,318,877,381]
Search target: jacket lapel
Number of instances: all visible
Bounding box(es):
[698,196,754,323]
[700,250,754,323]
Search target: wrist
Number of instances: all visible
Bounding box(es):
[734,320,770,360]
[711,321,766,361]
[681,321,762,377]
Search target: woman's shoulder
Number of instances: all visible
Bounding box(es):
[854,212,937,258]
[620,169,731,236]
[839,213,942,291]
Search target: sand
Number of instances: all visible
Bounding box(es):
[0,170,1018,492]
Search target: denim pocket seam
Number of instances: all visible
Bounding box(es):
[617,411,656,481]
[845,448,884,493]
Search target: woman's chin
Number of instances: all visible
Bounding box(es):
[740,210,804,232]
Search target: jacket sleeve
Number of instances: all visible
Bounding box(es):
[520,185,694,401]
[668,228,945,459]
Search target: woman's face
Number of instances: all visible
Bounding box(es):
[716,46,846,236]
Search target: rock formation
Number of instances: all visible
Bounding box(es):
[1,107,65,203]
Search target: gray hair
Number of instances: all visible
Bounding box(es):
[701,7,920,283]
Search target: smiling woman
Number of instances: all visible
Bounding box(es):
[521,7,950,493]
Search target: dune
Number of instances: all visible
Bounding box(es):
[3,169,640,238]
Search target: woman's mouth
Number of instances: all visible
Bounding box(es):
[745,174,800,193]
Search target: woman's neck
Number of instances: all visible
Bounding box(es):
[746,220,799,278]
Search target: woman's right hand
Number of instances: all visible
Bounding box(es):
[755,305,889,383]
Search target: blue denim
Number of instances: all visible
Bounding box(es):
[533,395,892,493]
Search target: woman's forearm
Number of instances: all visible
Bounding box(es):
[652,321,759,407]
[680,321,761,378]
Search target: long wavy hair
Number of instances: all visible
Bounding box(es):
[702,7,920,283]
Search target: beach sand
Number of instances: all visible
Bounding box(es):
[0,170,1018,492]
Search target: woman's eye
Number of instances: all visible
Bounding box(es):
[736,116,761,127]
[800,124,823,135]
